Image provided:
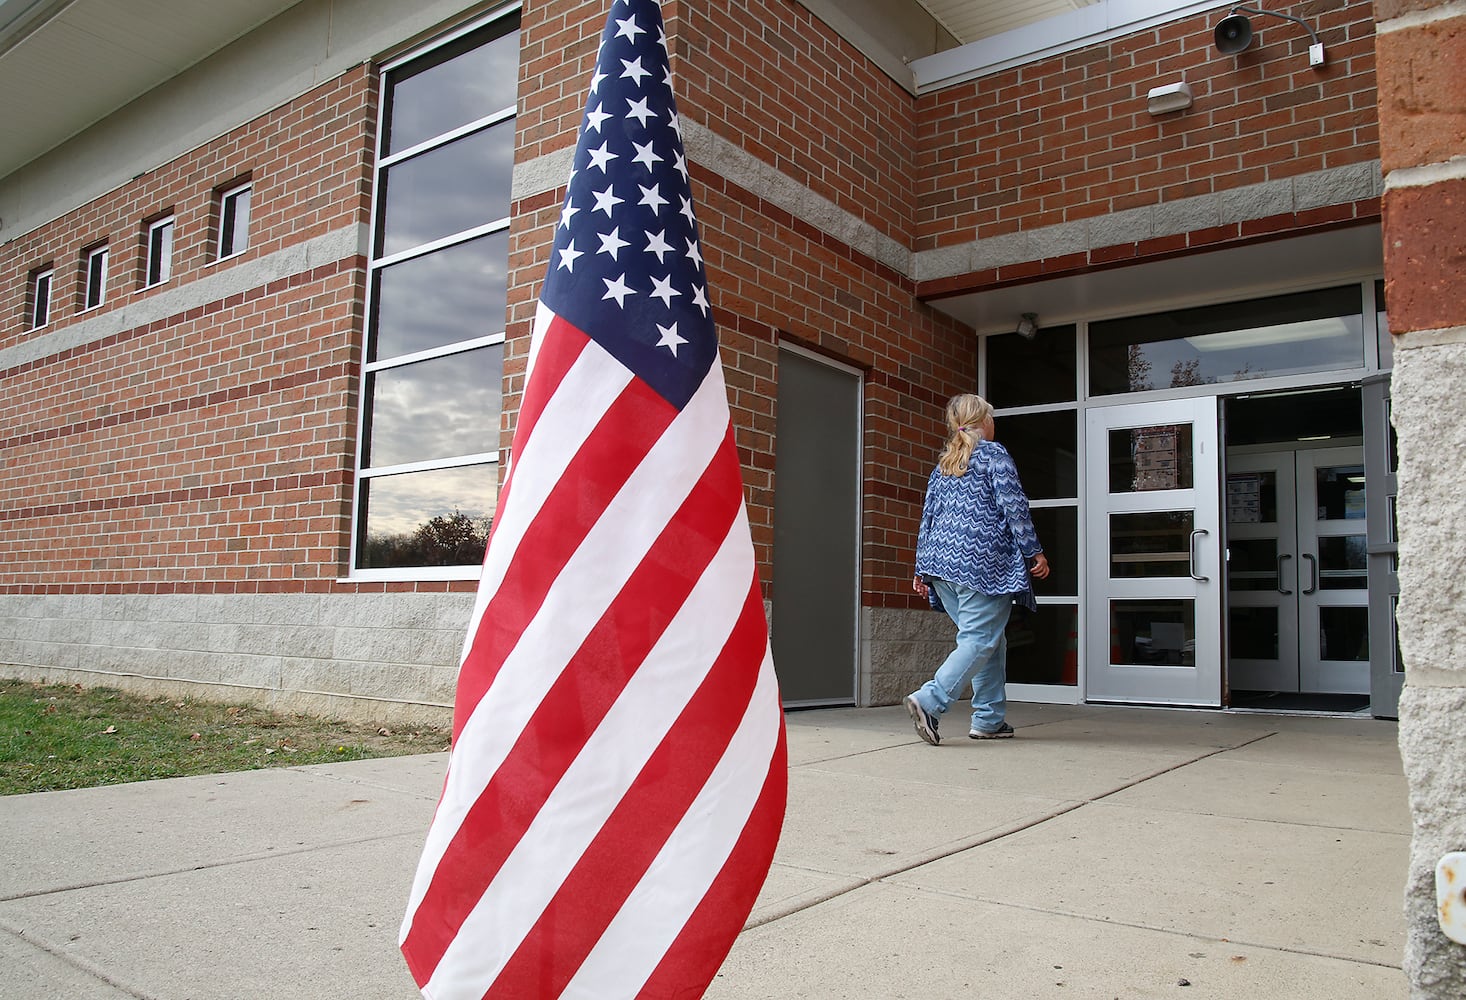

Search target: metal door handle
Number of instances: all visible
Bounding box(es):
[1301,552,1318,595]
[1189,528,1209,582]
[1277,553,1292,595]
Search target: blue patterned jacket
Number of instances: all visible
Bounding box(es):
[914,440,1043,606]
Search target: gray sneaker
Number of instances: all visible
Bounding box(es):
[969,722,1014,740]
[905,694,940,746]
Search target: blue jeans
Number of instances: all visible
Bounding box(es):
[913,580,1013,733]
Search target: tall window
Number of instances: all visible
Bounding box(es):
[145,215,175,286]
[353,12,521,575]
[83,245,108,310]
[217,183,251,260]
[29,268,53,329]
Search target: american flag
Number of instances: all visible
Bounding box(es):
[399,2,788,997]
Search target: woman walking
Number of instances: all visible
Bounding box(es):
[906,393,1049,745]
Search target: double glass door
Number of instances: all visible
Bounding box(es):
[1227,447,1370,695]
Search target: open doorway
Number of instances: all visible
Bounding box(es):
[1222,386,1371,713]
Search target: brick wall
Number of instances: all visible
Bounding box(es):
[508,0,970,612]
[0,69,388,595]
[915,0,1379,251]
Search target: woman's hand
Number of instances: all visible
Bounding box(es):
[1029,553,1050,580]
[912,574,929,599]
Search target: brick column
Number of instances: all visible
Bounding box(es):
[1375,1,1466,993]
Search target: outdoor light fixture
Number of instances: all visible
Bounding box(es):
[1147,81,1193,115]
[1016,313,1039,339]
[1214,5,1325,67]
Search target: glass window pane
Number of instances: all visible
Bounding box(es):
[379,122,515,257]
[1392,596,1403,674]
[1111,600,1195,666]
[359,465,499,569]
[385,26,520,154]
[1319,606,1368,662]
[365,344,504,468]
[1028,506,1077,596]
[1318,535,1367,589]
[1089,286,1364,396]
[1376,280,1392,371]
[995,411,1076,500]
[371,232,510,360]
[1108,424,1193,492]
[1314,465,1365,520]
[1006,603,1077,686]
[1110,511,1194,578]
[1229,606,1279,659]
[1227,471,1276,524]
[1227,538,1279,591]
[984,325,1076,407]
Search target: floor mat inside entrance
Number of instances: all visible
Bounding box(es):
[1230,690,1371,714]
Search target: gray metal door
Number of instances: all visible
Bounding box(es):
[771,346,861,705]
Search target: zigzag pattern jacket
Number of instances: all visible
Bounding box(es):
[914,439,1043,609]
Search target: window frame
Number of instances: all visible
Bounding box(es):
[216,182,252,261]
[145,214,175,287]
[29,267,53,329]
[347,6,522,581]
[82,244,108,311]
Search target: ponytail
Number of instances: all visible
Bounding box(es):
[937,394,993,476]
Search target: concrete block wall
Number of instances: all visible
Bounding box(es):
[0,592,466,724]
[1374,0,1466,992]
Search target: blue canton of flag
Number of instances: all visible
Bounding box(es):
[539,1,717,412]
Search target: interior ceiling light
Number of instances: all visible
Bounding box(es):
[1214,5,1325,68]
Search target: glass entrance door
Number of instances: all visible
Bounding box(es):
[1086,398,1222,705]
[1224,447,1369,696]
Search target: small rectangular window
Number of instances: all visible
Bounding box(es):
[84,245,108,310]
[30,268,53,329]
[217,183,251,260]
[145,216,175,286]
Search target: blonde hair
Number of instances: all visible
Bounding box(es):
[937,393,992,476]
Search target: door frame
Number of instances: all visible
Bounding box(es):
[1084,396,1223,706]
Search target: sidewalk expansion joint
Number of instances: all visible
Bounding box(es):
[0,917,160,1000]
[753,731,1281,929]
[0,830,422,903]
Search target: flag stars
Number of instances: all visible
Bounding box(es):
[679,195,696,227]
[656,322,688,356]
[632,140,662,171]
[685,237,703,269]
[649,274,681,308]
[614,14,644,41]
[692,284,709,316]
[592,185,624,217]
[620,56,651,86]
[586,141,618,173]
[584,103,611,133]
[559,198,580,230]
[602,274,636,307]
[597,227,631,260]
[638,183,668,213]
[626,96,656,127]
[673,150,688,182]
[557,241,584,272]
[589,70,607,94]
[644,230,674,262]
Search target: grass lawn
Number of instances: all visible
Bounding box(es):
[0,678,450,796]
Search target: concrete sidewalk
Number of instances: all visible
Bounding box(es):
[1,703,1409,999]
